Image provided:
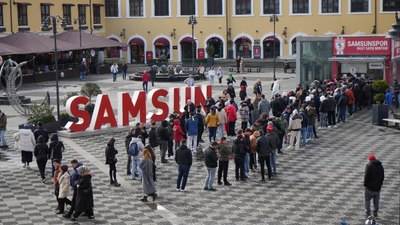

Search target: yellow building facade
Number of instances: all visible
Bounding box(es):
[0,0,398,64]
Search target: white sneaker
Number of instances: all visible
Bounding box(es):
[176,188,180,192]
[180,189,188,192]
[334,125,338,128]
[317,127,322,130]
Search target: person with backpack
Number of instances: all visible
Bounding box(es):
[129,135,145,180]
[34,135,50,183]
[105,138,120,187]
[156,120,170,163]
[49,134,65,176]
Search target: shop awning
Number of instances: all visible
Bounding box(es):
[0,42,25,55]
[154,38,169,46]
[263,36,279,42]
[55,30,127,49]
[329,56,386,63]
[180,37,194,43]
[0,32,80,54]
[129,38,144,45]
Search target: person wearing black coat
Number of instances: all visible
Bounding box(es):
[33,122,49,143]
[232,135,246,181]
[175,140,192,191]
[71,166,94,221]
[105,138,120,187]
[133,123,149,145]
[125,128,135,175]
[256,131,273,181]
[203,142,218,191]
[363,154,385,218]
[156,120,169,163]
[34,135,50,183]
[49,134,65,176]
[148,122,159,149]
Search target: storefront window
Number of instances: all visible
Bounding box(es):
[300,40,332,86]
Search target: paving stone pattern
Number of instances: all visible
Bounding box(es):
[0,109,399,225]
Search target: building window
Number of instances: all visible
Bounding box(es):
[382,0,400,12]
[181,0,195,15]
[207,0,223,15]
[236,0,251,15]
[129,0,144,16]
[78,5,87,24]
[292,0,309,14]
[93,5,101,24]
[0,5,3,27]
[41,5,50,24]
[350,0,369,13]
[321,0,339,13]
[154,0,169,16]
[263,0,279,14]
[63,5,72,25]
[18,4,28,26]
[105,0,119,17]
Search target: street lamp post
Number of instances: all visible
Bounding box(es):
[74,17,86,48]
[42,16,66,122]
[188,15,197,73]
[388,12,400,41]
[269,3,279,80]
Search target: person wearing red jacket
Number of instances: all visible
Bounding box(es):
[142,70,150,93]
[225,99,237,138]
[345,86,355,117]
[173,119,185,151]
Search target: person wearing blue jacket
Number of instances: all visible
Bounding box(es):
[186,112,199,152]
[63,159,83,219]
[384,89,393,114]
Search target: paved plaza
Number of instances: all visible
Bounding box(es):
[0,69,399,225]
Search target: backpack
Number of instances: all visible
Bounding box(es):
[128,142,139,156]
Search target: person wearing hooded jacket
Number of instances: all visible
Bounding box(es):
[49,134,65,176]
[13,124,36,168]
[130,136,145,180]
[173,119,185,151]
[225,100,237,137]
[34,135,50,183]
[364,154,385,218]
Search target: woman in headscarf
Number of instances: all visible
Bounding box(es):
[139,148,157,202]
[71,166,94,221]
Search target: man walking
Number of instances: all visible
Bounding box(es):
[110,62,119,82]
[204,142,218,191]
[364,154,384,218]
[175,139,192,192]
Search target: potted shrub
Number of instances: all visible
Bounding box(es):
[21,103,60,133]
[81,82,102,117]
[372,80,389,125]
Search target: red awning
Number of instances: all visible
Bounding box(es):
[129,38,144,45]
[154,38,169,46]
[263,36,279,42]
[180,37,194,43]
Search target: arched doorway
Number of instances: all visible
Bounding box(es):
[154,37,170,59]
[263,36,280,58]
[206,37,223,58]
[107,38,121,58]
[180,37,196,60]
[291,38,297,55]
[129,38,145,64]
[235,37,252,58]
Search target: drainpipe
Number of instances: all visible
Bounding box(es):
[89,0,93,33]
[9,0,13,33]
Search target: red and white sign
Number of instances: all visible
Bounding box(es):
[393,40,400,59]
[333,36,391,56]
[64,85,212,132]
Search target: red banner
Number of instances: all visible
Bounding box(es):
[198,48,205,59]
[393,40,400,59]
[333,36,391,56]
[146,51,153,61]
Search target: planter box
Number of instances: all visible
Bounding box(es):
[372,104,389,125]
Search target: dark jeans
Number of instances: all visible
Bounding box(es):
[112,73,117,82]
[177,164,190,190]
[36,159,47,179]
[228,122,236,136]
[208,127,217,142]
[327,111,336,125]
[234,156,245,180]
[168,140,174,157]
[365,187,380,215]
[151,78,155,87]
[197,127,204,145]
[109,163,117,183]
[58,197,72,213]
[66,188,77,217]
[143,82,148,92]
[127,153,132,175]
[259,155,272,181]
[241,121,248,130]
[347,104,353,116]
[218,160,229,183]
[250,152,257,170]
[159,140,167,161]
[122,70,127,80]
[219,77,222,84]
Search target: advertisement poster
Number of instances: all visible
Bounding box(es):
[253,46,261,59]
[333,36,391,56]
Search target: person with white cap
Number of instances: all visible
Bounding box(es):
[364,154,384,219]
[287,109,302,151]
[319,94,329,129]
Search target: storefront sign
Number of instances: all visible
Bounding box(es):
[368,63,384,69]
[253,46,261,59]
[393,40,400,59]
[333,36,391,56]
[64,85,212,132]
